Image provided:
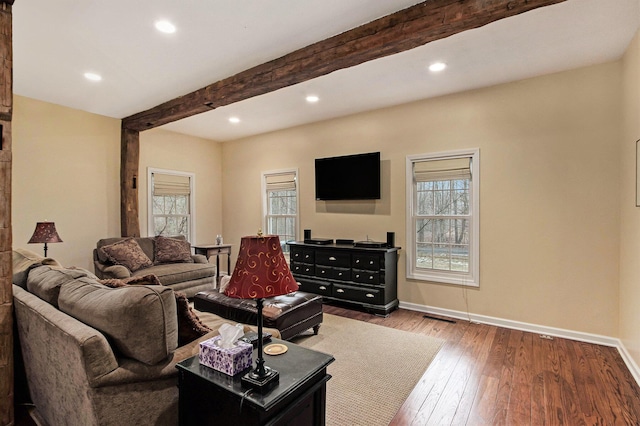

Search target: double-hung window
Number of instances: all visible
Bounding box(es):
[148,168,195,242]
[406,149,479,286]
[262,169,298,255]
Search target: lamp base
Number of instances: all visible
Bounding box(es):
[241,366,279,392]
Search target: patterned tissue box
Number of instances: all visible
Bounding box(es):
[199,336,253,376]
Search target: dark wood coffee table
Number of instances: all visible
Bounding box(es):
[176,339,334,425]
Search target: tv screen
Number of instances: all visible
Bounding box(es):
[315,152,381,200]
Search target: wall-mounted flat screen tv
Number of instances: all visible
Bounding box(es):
[315,152,381,200]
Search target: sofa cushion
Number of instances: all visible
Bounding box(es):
[154,236,193,264]
[99,275,212,345]
[12,248,62,288]
[133,262,215,286]
[26,265,96,307]
[58,279,178,365]
[100,238,153,272]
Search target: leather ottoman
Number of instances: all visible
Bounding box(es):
[194,290,323,340]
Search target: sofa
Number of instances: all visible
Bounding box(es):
[93,235,215,297]
[12,248,279,426]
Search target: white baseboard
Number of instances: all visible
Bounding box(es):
[399,301,640,386]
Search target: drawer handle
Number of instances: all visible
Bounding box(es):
[366,293,375,298]
[336,289,345,293]
[337,272,343,276]
[369,276,374,280]
[305,268,311,272]
[319,286,327,290]
[329,256,336,261]
[321,270,326,274]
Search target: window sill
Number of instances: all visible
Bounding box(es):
[407,271,479,287]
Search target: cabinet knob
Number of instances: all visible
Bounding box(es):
[337,272,343,276]
[355,274,360,279]
[305,254,310,258]
[337,289,345,293]
[329,256,336,261]
[305,268,310,272]
[369,260,374,265]
[356,259,360,263]
[319,286,327,290]
[321,270,326,274]
[369,276,374,280]
[366,293,374,298]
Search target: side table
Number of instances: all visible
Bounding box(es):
[176,339,334,425]
[193,244,232,285]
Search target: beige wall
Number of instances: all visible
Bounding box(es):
[620,30,640,365]
[222,61,622,337]
[12,96,121,270]
[139,128,223,246]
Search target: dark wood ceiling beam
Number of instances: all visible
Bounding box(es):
[122,0,566,131]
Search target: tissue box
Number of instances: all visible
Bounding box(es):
[199,336,253,376]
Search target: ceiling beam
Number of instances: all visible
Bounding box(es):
[122,0,566,131]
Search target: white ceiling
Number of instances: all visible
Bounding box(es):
[13,0,640,142]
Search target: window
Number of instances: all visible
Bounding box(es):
[148,168,195,242]
[406,149,479,286]
[262,169,298,255]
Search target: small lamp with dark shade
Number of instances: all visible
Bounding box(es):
[28,222,63,257]
[224,231,298,391]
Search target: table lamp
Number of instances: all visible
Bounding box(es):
[224,232,298,391]
[28,221,63,257]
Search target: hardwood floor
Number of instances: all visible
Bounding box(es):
[322,304,640,425]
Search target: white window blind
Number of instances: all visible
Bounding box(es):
[152,173,191,196]
[413,157,471,182]
[265,172,296,191]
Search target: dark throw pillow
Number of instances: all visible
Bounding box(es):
[100,238,153,272]
[154,236,193,264]
[98,275,212,345]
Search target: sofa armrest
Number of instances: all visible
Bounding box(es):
[93,261,131,279]
[191,254,208,264]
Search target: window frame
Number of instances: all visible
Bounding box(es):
[405,149,480,287]
[261,168,299,252]
[147,167,196,243]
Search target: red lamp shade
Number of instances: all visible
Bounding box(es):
[28,222,63,244]
[225,234,298,299]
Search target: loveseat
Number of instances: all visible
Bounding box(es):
[93,235,215,297]
[12,249,278,426]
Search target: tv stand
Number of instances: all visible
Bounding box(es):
[287,241,399,316]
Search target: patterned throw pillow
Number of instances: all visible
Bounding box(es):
[100,238,153,272]
[154,236,193,264]
[98,275,212,345]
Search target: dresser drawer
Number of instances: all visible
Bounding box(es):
[351,269,380,285]
[297,278,332,296]
[333,284,382,305]
[315,251,351,268]
[291,247,315,263]
[352,254,380,271]
[291,262,314,276]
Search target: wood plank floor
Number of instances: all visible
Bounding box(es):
[322,304,640,425]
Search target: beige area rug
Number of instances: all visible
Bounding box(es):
[294,313,444,426]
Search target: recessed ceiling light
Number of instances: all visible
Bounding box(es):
[306,95,319,103]
[228,117,240,124]
[155,20,176,34]
[428,62,447,72]
[84,72,102,82]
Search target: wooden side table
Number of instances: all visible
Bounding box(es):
[176,339,333,425]
[193,244,232,284]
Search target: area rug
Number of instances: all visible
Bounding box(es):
[294,313,444,426]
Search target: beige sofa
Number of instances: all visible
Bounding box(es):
[93,236,215,297]
[13,249,277,426]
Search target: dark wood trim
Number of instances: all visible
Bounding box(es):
[122,0,566,131]
[0,1,13,424]
[120,128,140,237]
